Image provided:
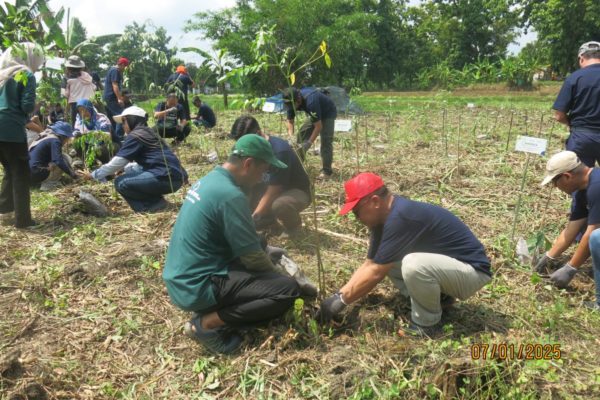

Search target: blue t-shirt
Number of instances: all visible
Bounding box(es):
[367,196,491,276]
[287,88,337,121]
[103,67,122,101]
[196,103,216,127]
[115,131,187,181]
[267,136,311,197]
[29,138,73,176]
[570,168,600,223]
[553,63,600,131]
[166,73,193,96]
[155,102,185,129]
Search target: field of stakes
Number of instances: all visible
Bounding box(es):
[1,88,600,399]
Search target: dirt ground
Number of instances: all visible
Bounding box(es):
[1,99,599,399]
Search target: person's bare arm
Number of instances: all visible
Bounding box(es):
[569,224,600,268]
[112,82,123,106]
[554,110,570,127]
[339,259,394,304]
[253,185,284,217]
[308,120,322,144]
[286,119,295,136]
[547,218,587,258]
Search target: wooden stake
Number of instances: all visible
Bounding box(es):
[511,153,532,242]
[505,110,515,152]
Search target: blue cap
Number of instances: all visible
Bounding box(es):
[50,121,74,138]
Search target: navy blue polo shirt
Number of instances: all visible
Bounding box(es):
[553,63,600,130]
[115,134,187,181]
[267,135,311,197]
[368,196,491,276]
[166,73,193,95]
[570,169,600,223]
[197,104,216,127]
[287,88,337,121]
[29,138,73,176]
[155,102,186,129]
[103,67,122,102]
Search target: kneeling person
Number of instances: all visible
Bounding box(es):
[29,121,77,190]
[230,115,311,235]
[154,93,191,144]
[536,151,600,311]
[79,106,187,212]
[319,173,492,336]
[162,135,300,353]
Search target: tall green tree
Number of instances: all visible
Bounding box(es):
[104,22,175,94]
[524,0,600,75]
[0,0,65,50]
[186,0,376,94]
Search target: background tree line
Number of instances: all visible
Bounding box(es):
[2,0,600,97]
[186,0,600,93]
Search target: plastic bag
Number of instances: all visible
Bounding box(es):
[78,190,109,217]
[277,254,318,297]
[515,237,531,265]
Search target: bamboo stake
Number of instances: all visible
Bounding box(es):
[505,110,515,152]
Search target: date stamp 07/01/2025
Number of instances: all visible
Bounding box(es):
[470,343,562,361]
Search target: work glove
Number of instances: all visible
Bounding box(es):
[265,245,287,264]
[317,292,347,323]
[549,263,578,289]
[301,140,312,153]
[168,106,178,113]
[534,253,558,274]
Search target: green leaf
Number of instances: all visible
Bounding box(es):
[324,53,332,68]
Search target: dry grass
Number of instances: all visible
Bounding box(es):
[1,96,599,399]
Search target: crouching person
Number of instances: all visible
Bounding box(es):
[318,173,492,337]
[154,92,191,145]
[29,121,78,191]
[78,106,187,212]
[230,115,311,236]
[162,135,300,354]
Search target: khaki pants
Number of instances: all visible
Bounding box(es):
[387,252,491,326]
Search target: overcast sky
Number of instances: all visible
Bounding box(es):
[45,0,533,65]
[47,0,236,64]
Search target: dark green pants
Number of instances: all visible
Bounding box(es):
[298,118,335,175]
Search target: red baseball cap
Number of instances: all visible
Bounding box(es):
[118,57,130,66]
[339,172,385,215]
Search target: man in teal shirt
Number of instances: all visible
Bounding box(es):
[163,135,300,353]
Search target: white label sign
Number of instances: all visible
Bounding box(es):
[515,135,547,155]
[262,101,276,113]
[334,119,352,132]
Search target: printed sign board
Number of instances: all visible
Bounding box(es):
[262,102,276,113]
[515,135,547,156]
[334,119,352,132]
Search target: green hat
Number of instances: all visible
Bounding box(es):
[231,134,287,169]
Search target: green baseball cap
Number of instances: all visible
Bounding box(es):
[231,134,287,169]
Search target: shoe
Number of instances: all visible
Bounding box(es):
[440,294,456,310]
[316,171,332,180]
[583,301,600,312]
[399,321,443,338]
[40,180,63,191]
[184,317,242,354]
[144,198,170,213]
[16,219,39,229]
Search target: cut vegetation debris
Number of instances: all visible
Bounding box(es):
[1,91,599,399]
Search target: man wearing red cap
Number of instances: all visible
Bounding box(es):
[165,65,194,120]
[318,172,492,336]
[103,57,129,143]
